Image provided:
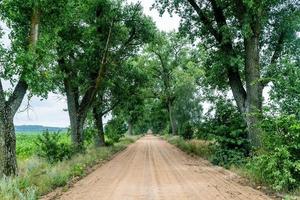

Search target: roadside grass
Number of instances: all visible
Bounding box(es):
[0,135,140,200]
[162,135,214,161]
[163,134,300,200]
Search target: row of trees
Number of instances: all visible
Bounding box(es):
[152,0,299,147]
[0,0,156,176]
[0,0,299,184]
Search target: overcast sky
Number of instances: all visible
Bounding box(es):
[0,0,180,127]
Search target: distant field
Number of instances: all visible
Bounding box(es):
[16,131,69,159]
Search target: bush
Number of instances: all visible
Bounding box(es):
[83,126,97,145]
[105,117,127,143]
[246,115,300,191]
[180,122,193,140]
[198,99,249,167]
[36,130,75,163]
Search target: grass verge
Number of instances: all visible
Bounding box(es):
[162,135,214,161]
[0,135,140,200]
[162,134,300,200]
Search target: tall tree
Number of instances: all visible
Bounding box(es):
[57,0,155,149]
[145,32,194,135]
[0,0,64,175]
[154,0,300,147]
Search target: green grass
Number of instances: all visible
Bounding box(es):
[1,134,140,200]
[162,135,214,160]
[16,132,69,159]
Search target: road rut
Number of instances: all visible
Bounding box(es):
[58,135,271,200]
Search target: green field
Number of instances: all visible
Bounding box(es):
[16,132,69,159]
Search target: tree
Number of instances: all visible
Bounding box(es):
[145,32,197,135]
[113,57,149,136]
[0,0,65,175]
[57,0,155,149]
[154,0,300,147]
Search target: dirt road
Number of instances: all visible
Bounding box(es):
[58,135,271,200]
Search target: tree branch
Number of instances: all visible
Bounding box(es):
[271,31,285,65]
[7,79,28,116]
[261,30,286,87]
[100,99,120,116]
[189,0,247,112]
[186,0,222,42]
[78,21,113,116]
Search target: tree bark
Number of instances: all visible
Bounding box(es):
[93,108,105,147]
[168,101,176,135]
[64,77,85,150]
[0,106,17,176]
[244,35,263,147]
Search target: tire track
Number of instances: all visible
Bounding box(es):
[56,135,272,200]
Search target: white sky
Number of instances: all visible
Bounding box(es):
[0,0,180,127]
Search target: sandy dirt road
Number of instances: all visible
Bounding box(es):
[58,135,271,200]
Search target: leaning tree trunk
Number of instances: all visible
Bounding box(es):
[168,101,177,135]
[0,107,17,176]
[93,108,105,147]
[0,8,39,176]
[244,35,263,148]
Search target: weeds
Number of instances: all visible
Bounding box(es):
[163,135,214,160]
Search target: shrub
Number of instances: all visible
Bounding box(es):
[198,99,249,167]
[83,126,97,145]
[105,117,127,143]
[180,122,193,140]
[36,130,75,163]
[246,115,300,191]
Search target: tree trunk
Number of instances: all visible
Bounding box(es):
[0,107,17,176]
[187,0,264,148]
[244,35,263,147]
[64,79,85,150]
[69,114,85,150]
[168,101,176,135]
[93,108,105,147]
[127,120,133,135]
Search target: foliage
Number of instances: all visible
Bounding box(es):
[179,122,193,140]
[269,41,300,116]
[35,131,75,163]
[16,132,69,159]
[246,115,300,191]
[198,99,249,167]
[16,134,38,159]
[105,116,127,143]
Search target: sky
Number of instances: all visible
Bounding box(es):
[0,0,180,127]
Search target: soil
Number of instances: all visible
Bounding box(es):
[53,135,272,200]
